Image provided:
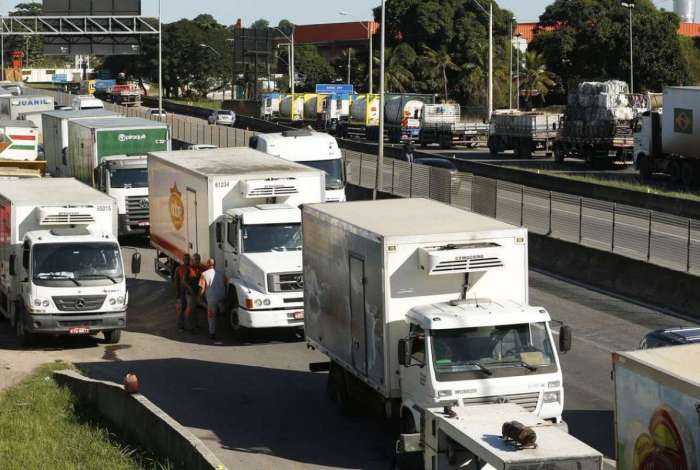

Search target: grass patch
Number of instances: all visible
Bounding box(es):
[0,362,172,470]
[170,98,222,110]
[509,167,700,203]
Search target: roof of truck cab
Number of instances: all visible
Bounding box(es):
[70,117,167,129]
[305,199,523,239]
[0,177,113,205]
[149,147,323,178]
[42,109,119,120]
[408,300,549,330]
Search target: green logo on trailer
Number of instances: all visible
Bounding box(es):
[95,128,169,160]
[674,108,693,134]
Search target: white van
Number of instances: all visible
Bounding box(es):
[251,129,346,202]
[72,95,104,110]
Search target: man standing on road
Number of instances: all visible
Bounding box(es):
[199,258,227,340]
[174,254,191,332]
[183,253,204,332]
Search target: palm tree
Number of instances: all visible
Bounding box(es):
[373,45,416,93]
[519,51,556,108]
[421,46,460,101]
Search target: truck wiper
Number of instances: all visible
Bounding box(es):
[501,360,538,372]
[77,274,118,284]
[467,361,494,376]
[35,274,81,286]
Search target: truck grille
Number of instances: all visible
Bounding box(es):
[462,392,540,412]
[267,272,304,292]
[53,295,106,312]
[126,196,150,225]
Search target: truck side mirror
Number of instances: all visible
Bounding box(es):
[131,252,141,275]
[559,325,572,353]
[216,222,223,244]
[398,339,412,367]
[9,254,16,276]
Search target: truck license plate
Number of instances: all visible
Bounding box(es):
[293,311,304,321]
[69,327,90,335]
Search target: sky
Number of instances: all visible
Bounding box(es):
[0,0,679,24]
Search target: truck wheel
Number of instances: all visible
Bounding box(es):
[487,136,498,156]
[668,160,682,184]
[554,144,565,163]
[15,310,36,348]
[638,154,652,181]
[520,138,532,158]
[512,138,522,158]
[396,411,424,470]
[227,292,250,342]
[681,162,696,187]
[103,330,122,344]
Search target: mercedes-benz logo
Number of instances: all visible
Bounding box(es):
[139,199,149,209]
[75,298,86,309]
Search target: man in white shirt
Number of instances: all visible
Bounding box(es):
[199,258,227,340]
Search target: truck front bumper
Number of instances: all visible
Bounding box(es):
[23,311,126,334]
[237,307,304,329]
[118,214,149,236]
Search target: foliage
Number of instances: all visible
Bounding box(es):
[530,0,690,94]
[421,45,460,101]
[0,363,171,470]
[679,37,700,85]
[277,19,295,36]
[519,51,557,108]
[290,45,336,91]
[250,19,270,30]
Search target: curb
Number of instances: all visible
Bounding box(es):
[53,370,227,470]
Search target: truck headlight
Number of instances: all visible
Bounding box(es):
[32,298,49,307]
[254,299,263,307]
[263,299,271,306]
[437,390,453,398]
[42,300,49,307]
[109,298,117,305]
[543,391,561,403]
[33,298,41,307]
[117,296,125,304]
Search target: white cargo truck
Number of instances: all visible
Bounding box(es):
[303,199,601,469]
[0,178,137,346]
[71,95,104,111]
[419,103,488,149]
[634,87,700,186]
[0,120,39,161]
[67,117,170,236]
[42,109,121,177]
[0,95,55,141]
[148,147,325,336]
[251,129,346,202]
[613,344,700,470]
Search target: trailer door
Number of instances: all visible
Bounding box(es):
[186,188,198,254]
[349,254,368,376]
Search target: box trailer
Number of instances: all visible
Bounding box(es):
[67,117,170,235]
[613,344,700,470]
[42,109,121,177]
[0,178,133,346]
[148,147,325,334]
[635,87,700,186]
[0,95,55,121]
[0,120,39,161]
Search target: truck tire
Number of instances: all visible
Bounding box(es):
[668,160,682,184]
[512,138,522,158]
[520,138,532,158]
[395,411,424,470]
[681,161,696,187]
[103,329,122,344]
[15,309,36,348]
[637,154,652,181]
[554,143,565,163]
[487,136,498,156]
[227,292,250,342]
[328,362,355,415]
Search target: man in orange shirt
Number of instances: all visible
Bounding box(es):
[173,254,191,332]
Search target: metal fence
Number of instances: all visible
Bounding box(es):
[33,88,258,148]
[344,150,700,276]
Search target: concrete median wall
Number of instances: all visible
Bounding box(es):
[52,370,227,470]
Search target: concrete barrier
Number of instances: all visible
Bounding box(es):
[52,370,227,470]
[529,233,700,320]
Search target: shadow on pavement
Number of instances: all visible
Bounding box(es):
[563,409,615,458]
[78,357,394,469]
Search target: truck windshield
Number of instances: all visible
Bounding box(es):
[303,159,345,190]
[241,223,302,253]
[32,242,124,287]
[431,322,557,381]
[110,167,148,189]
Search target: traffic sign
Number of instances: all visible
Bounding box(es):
[316,84,354,94]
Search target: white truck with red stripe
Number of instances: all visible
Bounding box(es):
[0,121,39,161]
[0,95,55,143]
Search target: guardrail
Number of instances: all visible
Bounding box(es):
[344,149,700,276]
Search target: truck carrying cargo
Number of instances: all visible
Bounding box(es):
[42,109,121,177]
[278,94,305,123]
[304,199,599,469]
[634,87,700,186]
[148,147,325,336]
[0,178,135,346]
[314,93,351,131]
[554,80,646,167]
[613,344,700,470]
[336,93,381,140]
[67,117,170,236]
[0,95,55,141]
[419,103,488,149]
[259,92,283,120]
[488,110,560,158]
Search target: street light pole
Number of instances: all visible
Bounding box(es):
[471,0,493,119]
[340,13,374,94]
[374,0,386,200]
[509,18,514,109]
[621,1,635,92]
[158,0,163,116]
[275,27,295,95]
[516,38,520,110]
[347,48,352,84]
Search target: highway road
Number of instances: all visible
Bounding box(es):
[0,246,695,469]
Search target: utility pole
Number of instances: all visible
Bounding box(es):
[515,32,522,110]
[509,17,514,109]
[158,0,163,116]
[471,0,493,119]
[374,0,386,200]
[347,48,351,84]
[621,1,635,92]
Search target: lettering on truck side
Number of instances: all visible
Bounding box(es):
[118,133,147,142]
[12,99,51,106]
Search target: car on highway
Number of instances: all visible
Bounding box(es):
[208,110,235,127]
[145,108,167,120]
[640,327,700,349]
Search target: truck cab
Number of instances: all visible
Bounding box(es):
[72,95,104,111]
[398,300,567,433]
[95,156,149,236]
[251,130,346,202]
[216,204,304,330]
